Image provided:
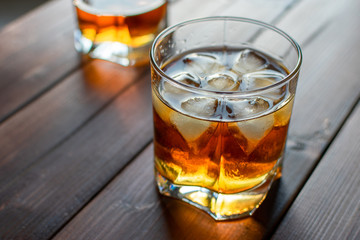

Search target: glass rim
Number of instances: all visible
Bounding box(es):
[150,16,302,97]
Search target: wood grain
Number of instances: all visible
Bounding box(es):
[168,0,296,25]
[253,0,360,236]
[1,0,359,239]
[0,0,297,123]
[0,60,146,189]
[272,102,360,240]
[0,71,153,240]
[0,0,79,122]
[0,0,298,239]
[53,0,360,239]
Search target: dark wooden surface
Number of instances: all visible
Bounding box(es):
[0,0,48,28]
[0,0,359,239]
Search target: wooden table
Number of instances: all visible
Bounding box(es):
[0,0,359,239]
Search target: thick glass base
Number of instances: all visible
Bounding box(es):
[74,30,150,67]
[155,166,280,221]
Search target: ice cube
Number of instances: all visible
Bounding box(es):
[182,53,226,78]
[162,72,201,95]
[240,70,284,90]
[225,97,273,153]
[228,97,271,119]
[241,70,287,104]
[237,114,274,153]
[170,113,211,142]
[171,97,218,141]
[232,49,269,74]
[204,71,239,91]
[173,72,201,87]
[181,97,218,118]
[237,115,274,141]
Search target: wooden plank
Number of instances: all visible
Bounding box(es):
[0,0,47,28]
[0,60,146,189]
[54,0,360,239]
[0,0,298,239]
[254,0,360,236]
[1,0,359,239]
[168,0,295,25]
[0,0,294,123]
[168,0,297,50]
[0,0,72,60]
[0,0,295,123]
[272,102,360,240]
[0,0,80,122]
[0,72,153,240]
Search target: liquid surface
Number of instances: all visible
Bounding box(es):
[75,0,166,16]
[152,48,293,194]
[75,0,167,46]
